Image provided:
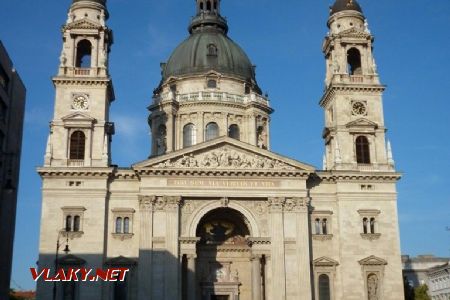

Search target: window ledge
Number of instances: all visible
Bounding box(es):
[360,233,381,241]
[312,234,333,241]
[112,233,134,241]
[60,230,84,239]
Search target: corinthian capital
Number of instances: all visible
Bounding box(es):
[267,197,286,213]
[139,195,156,211]
[164,196,182,212]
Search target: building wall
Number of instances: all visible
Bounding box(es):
[0,40,26,300]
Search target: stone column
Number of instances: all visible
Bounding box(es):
[264,255,272,299]
[138,195,155,299]
[268,197,286,299]
[251,255,262,300]
[187,254,197,300]
[164,196,182,300]
[166,111,174,153]
[292,198,312,299]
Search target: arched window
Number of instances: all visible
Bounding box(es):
[213,0,217,10]
[206,0,211,11]
[65,215,72,232]
[322,219,328,235]
[207,79,217,88]
[73,216,80,232]
[228,124,240,140]
[318,274,331,300]
[315,218,321,235]
[199,2,204,10]
[363,218,368,234]
[70,131,86,160]
[205,122,219,141]
[75,40,92,68]
[207,44,218,56]
[183,123,196,148]
[347,48,362,75]
[123,217,130,234]
[356,136,370,164]
[115,217,122,234]
[370,218,376,234]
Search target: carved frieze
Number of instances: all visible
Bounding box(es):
[155,147,295,170]
[164,196,182,212]
[284,197,310,212]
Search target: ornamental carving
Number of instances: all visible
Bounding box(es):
[155,148,294,170]
[284,197,310,212]
[267,197,285,212]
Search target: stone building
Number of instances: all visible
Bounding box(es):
[428,262,450,300]
[403,255,450,288]
[0,41,26,299]
[36,0,405,299]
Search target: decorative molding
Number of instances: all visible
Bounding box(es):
[246,237,271,245]
[112,208,136,213]
[358,209,381,216]
[37,167,113,178]
[179,237,201,244]
[61,230,84,240]
[360,233,381,241]
[112,233,134,241]
[104,256,137,266]
[312,234,334,241]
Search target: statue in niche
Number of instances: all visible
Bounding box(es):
[156,125,167,154]
[100,49,108,68]
[333,54,341,73]
[257,126,267,149]
[59,51,67,67]
[367,273,379,300]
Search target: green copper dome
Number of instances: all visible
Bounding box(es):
[163,31,256,81]
[330,0,363,15]
[162,1,258,86]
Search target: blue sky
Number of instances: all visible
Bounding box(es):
[1,0,449,290]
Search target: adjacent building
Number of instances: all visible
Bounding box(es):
[0,41,26,299]
[37,0,405,299]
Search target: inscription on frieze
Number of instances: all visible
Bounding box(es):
[167,179,280,188]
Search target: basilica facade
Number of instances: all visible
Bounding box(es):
[36,0,405,299]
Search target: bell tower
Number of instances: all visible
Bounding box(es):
[44,0,115,168]
[320,0,394,171]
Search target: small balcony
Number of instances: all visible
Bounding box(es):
[153,91,270,106]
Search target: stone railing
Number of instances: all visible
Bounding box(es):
[332,74,380,85]
[58,67,108,78]
[68,159,85,167]
[153,91,269,106]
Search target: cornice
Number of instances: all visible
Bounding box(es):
[316,170,402,182]
[37,167,114,178]
[320,84,385,107]
[52,77,112,86]
[135,168,310,178]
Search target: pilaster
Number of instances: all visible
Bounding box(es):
[138,195,156,299]
[267,197,286,299]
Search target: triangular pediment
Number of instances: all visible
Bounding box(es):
[62,112,96,122]
[133,136,315,172]
[313,256,339,267]
[105,256,137,266]
[359,255,387,266]
[58,254,86,266]
[346,118,378,129]
[338,27,371,39]
[65,18,102,30]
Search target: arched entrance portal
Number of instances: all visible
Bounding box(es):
[193,208,256,300]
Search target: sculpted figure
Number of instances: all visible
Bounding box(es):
[60,51,67,66]
[367,274,378,300]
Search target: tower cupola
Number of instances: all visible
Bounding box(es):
[330,0,363,16]
[189,0,228,34]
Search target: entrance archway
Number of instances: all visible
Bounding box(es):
[195,208,252,300]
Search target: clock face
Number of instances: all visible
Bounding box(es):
[352,101,366,116]
[72,95,89,110]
